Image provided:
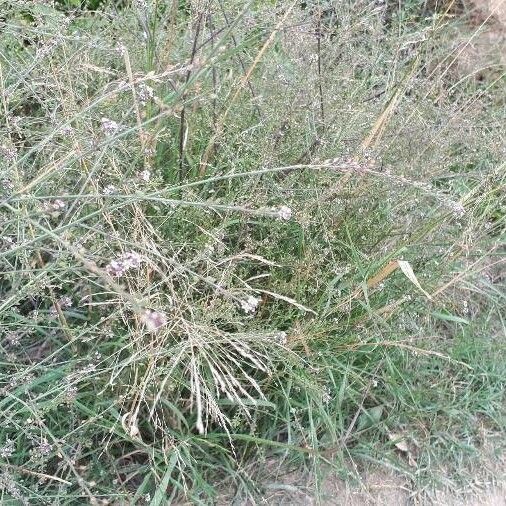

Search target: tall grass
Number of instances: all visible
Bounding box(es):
[1,0,505,503]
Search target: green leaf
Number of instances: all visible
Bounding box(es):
[357,405,384,431]
[149,452,179,506]
[432,310,470,325]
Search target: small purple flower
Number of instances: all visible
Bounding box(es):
[101,117,120,136]
[59,296,72,308]
[105,251,144,277]
[106,259,127,277]
[141,310,167,332]
[120,251,142,269]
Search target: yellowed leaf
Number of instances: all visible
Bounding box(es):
[397,260,432,300]
[388,432,418,468]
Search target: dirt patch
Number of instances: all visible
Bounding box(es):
[474,0,506,25]
[433,488,506,506]
[260,468,506,505]
[256,424,506,505]
[456,0,506,73]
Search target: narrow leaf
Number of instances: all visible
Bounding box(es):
[258,290,317,314]
[150,452,179,506]
[432,311,469,325]
[397,260,432,300]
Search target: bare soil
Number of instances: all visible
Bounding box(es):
[457,0,506,73]
[259,467,506,505]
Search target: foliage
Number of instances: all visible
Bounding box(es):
[0,0,504,503]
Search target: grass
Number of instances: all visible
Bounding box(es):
[0,0,505,503]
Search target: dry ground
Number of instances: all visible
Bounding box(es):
[260,469,505,505]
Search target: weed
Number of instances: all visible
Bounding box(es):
[0,0,505,503]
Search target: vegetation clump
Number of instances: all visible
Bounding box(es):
[0,0,504,503]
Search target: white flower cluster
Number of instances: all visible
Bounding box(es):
[1,178,14,196]
[0,143,17,162]
[276,205,292,221]
[0,439,14,458]
[1,236,15,250]
[59,296,72,308]
[449,201,465,218]
[42,199,65,213]
[133,0,148,11]
[5,331,21,346]
[240,295,261,314]
[138,169,151,182]
[102,184,117,195]
[274,331,287,345]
